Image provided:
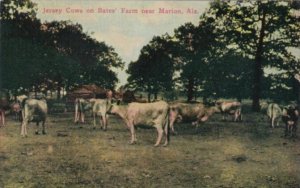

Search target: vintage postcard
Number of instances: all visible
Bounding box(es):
[0,0,300,187]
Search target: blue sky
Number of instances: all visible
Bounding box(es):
[32,0,210,86]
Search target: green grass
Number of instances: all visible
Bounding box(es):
[0,111,299,188]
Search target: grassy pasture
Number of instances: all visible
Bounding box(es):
[0,109,300,188]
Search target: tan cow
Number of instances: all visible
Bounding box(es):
[74,98,92,123]
[89,98,112,130]
[109,101,169,146]
[267,103,282,128]
[169,102,220,133]
[217,101,242,122]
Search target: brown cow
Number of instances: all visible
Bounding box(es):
[217,101,242,122]
[282,105,299,138]
[169,102,220,133]
[19,98,48,137]
[109,101,169,146]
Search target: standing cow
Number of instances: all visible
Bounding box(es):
[217,101,242,122]
[74,98,92,123]
[11,102,22,121]
[19,97,48,137]
[109,101,170,146]
[169,102,219,133]
[267,103,282,128]
[89,98,112,130]
[282,105,299,138]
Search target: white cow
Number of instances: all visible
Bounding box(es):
[89,98,112,130]
[19,98,48,137]
[267,103,282,128]
[109,101,169,146]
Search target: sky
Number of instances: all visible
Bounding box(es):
[31,0,210,87]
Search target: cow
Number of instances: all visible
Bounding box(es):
[169,102,219,134]
[74,98,93,123]
[0,98,10,127]
[216,101,242,122]
[282,105,299,138]
[11,102,22,121]
[89,98,112,130]
[109,101,169,146]
[267,103,282,128]
[18,97,48,137]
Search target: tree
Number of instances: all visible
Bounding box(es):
[208,0,300,111]
[127,35,176,102]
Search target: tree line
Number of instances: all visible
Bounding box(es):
[0,0,124,99]
[1,0,299,111]
[127,0,300,111]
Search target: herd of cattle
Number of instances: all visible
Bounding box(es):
[0,92,299,146]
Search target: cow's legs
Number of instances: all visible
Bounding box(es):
[102,115,107,131]
[129,124,136,144]
[93,113,97,129]
[154,126,163,147]
[21,120,28,137]
[42,120,46,134]
[35,122,39,135]
[0,111,5,126]
[169,111,176,134]
[81,113,85,123]
[163,122,169,146]
[271,117,275,128]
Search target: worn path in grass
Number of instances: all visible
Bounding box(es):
[0,112,299,187]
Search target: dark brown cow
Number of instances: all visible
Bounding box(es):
[169,102,220,133]
[282,105,299,138]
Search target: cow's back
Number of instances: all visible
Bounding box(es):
[128,101,169,125]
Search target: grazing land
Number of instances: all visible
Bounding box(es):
[0,110,300,188]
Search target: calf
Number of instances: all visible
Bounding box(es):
[20,98,48,137]
[109,101,169,146]
[89,98,112,130]
[217,101,242,122]
[282,105,299,138]
[267,103,282,128]
[74,98,92,123]
[169,102,219,133]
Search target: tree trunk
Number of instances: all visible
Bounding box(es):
[187,77,195,102]
[252,10,266,112]
[154,92,158,100]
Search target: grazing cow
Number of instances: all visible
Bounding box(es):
[282,105,299,138]
[89,98,112,130]
[109,101,169,146]
[74,98,92,123]
[217,101,242,122]
[267,103,282,128]
[19,98,48,137]
[169,102,219,133]
[11,102,22,121]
